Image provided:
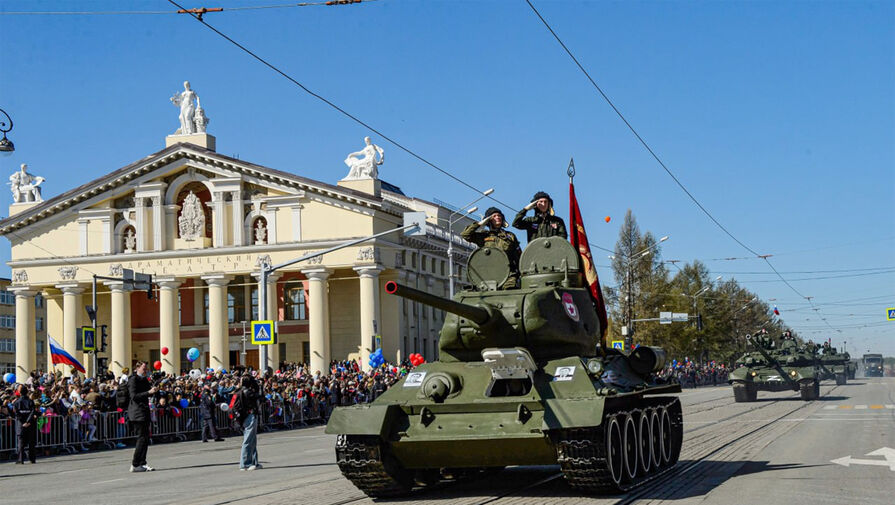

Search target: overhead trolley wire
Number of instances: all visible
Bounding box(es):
[523,0,847,333]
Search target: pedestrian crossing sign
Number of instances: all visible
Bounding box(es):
[611,340,624,350]
[888,308,895,321]
[251,320,276,345]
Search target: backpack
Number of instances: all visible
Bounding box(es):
[116,381,130,410]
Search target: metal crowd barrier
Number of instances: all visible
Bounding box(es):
[1,396,334,459]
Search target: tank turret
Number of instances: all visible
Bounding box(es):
[387,237,601,362]
[729,333,820,401]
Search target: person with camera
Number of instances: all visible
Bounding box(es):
[235,374,261,470]
[128,361,157,472]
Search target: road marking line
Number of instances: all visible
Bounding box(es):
[886,404,895,409]
[823,405,838,410]
[839,405,853,409]
[91,478,125,485]
[870,405,884,409]
[855,405,868,410]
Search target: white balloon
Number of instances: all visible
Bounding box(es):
[189,369,202,380]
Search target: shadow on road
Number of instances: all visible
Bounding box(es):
[816,396,850,401]
[371,460,820,502]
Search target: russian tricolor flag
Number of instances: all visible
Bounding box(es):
[49,336,85,373]
[773,305,780,316]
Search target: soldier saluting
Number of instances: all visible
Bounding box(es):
[461,207,522,289]
[513,191,567,241]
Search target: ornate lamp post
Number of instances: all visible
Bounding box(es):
[0,108,14,154]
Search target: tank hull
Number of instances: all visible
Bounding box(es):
[327,353,683,496]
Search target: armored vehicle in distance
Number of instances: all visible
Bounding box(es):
[728,332,820,401]
[326,237,683,497]
[863,353,884,377]
[817,343,849,385]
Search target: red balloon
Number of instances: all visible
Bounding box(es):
[161,347,169,356]
[604,216,611,223]
[153,360,162,370]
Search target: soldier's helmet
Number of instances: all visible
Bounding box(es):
[531,191,555,216]
[483,207,508,228]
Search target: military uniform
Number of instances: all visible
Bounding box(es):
[12,392,37,464]
[461,221,522,289]
[512,208,567,241]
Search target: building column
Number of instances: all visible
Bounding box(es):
[203,275,231,371]
[157,277,182,375]
[10,288,36,383]
[232,190,244,246]
[107,282,131,376]
[302,268,331,375]
[58,284,85,375]
[354,265,383,371]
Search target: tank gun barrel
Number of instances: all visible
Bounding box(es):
[385,281,490,325]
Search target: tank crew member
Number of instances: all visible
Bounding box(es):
[512,191,567,241]
[461,207,522,289]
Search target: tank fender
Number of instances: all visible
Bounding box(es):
[325,404,403,438]
[541,398,605,430]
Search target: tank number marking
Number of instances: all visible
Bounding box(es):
[554,366,576,381]
[403,372,427,387]
[562,293,580,322]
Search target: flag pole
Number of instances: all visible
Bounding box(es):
[567,157,575,183]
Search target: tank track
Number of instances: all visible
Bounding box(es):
[334,434,413,497]
[555,397,683,494]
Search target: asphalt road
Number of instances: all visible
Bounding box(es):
[2,378,893,505]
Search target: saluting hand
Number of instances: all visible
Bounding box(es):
[524,201,537,211]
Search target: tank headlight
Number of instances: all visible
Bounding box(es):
[750,371,757,377]
[586,359,603,375]
[790,370,797,377]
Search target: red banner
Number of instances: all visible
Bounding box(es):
[569,182,609,345]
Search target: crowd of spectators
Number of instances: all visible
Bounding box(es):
[659,361,729,388]
[1,358,414,454]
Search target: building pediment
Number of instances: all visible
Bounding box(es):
[0,142,396,237]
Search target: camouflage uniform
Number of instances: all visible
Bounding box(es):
[512,191,568,242]
[461,222,522,289]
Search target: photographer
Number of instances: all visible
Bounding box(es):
[128,361,157,473]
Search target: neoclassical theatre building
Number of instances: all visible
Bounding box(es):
[1,96,474,382]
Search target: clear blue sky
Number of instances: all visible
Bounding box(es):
[1,1,893,355]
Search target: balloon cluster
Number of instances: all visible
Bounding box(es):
[368,348,385,368]
[409,353,426,367]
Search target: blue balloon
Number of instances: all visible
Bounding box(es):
[187,347,200,362]
[3,372,14,384]
[179,398,189,408]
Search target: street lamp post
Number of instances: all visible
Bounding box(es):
[610,235,668,350]
[446,189,494,299]
[0,108,14,154]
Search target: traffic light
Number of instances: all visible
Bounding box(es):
[697,314,704,331]
[100,325,108,352]
[97,357,109,375]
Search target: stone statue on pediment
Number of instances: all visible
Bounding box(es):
[170,81,200,135]
[178,191,205,241]
[9,163,45,203]
[343,136,384,180]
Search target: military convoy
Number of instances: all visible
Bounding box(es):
[728,332,821,402]
[816,344,851,385]
[326,237,683,497]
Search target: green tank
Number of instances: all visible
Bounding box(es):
[325,237,683,497]
[817,344,849,385]
[728,333,820,401]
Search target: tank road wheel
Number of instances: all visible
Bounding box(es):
[835,373,846,386]
[733,382,757,402]
[605,415,625,487]
[335,435,413,497]
[658,406,673,466]
[649,408,662,470]
[622,414,639,482]
[637,410,653,475]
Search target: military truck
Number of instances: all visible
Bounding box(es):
[863,353,884,377]
[728,333,820,401]
[326,237,683,497]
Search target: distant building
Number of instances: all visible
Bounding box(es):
[0,107,475,382]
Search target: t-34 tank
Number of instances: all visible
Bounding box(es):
[728,333,820,401]
[326,237,683,497]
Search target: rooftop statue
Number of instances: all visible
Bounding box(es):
[343,136,384,180]
[170,81,204,135]
[8,163,45,203]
